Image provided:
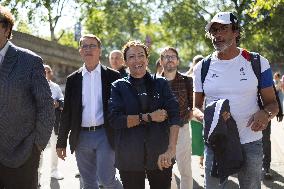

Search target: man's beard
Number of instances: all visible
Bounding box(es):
[213,38,234,52]
[165,65,177,73]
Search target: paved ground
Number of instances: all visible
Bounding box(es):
[39,118,284,189]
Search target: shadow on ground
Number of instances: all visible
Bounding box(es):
[175,174,240,189]
[262,169,284,189]
[50,178,59,189]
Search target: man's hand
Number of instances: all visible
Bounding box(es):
[247,110,269,132]
[222,111,231,122]
[56,148,67,161]
[157,147,175,171]
[188,110,193,121]
[54,100,60,108]
[150,109,168,122]
[193,108,204,122]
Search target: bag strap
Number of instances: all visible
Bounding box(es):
[201,55,212,93]
[250,52,263,108]
[250,51,283,121]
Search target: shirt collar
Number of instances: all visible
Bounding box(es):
[161,71,181,81]
[82,62,101,76]
[0,41,11,57]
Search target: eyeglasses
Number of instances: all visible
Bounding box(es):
[162,55,178,61]
[209,25,231,35]
[80,44,98,50]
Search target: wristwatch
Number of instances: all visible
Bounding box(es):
[139,113,143,123]
[263,109,272,118]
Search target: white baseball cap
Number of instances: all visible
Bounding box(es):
[205,12,238,32]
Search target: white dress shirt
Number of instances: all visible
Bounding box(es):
[0,41,11,65]
[48,80,64,100]
[81,63,104,127]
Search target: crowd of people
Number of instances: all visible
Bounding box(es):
[0,5,282,189]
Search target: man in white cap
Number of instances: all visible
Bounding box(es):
[193,12,279,188]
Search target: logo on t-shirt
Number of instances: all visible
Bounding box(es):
[240,67,247,81]
[212,73,219,78]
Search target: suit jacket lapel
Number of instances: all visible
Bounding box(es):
[76,67,83,114]
[101,65,108,114]
[0,44,18,81]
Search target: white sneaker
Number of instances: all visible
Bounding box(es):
[51,171,64,180]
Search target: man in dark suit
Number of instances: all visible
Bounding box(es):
[0,5,55,189]
[56,34,122,189]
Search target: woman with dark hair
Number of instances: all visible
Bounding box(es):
[155,58,163,75]
[108,40,181,189]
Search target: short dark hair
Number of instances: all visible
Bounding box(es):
[160,47,179,60]
[79,34,102,48]
[232,22,242,46]
[122,40,149,61]
[0,5,14,39]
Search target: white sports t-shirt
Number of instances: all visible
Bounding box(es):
[193,48,273,144]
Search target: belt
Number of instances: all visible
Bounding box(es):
[81,125,104,131]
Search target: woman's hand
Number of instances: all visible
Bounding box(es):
[150,109,168,122]
[193,108,204,122]
[157,147,175,171]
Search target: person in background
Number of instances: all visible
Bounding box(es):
[155,58,163,75]
[38,65,64,185]
[281,75,284,111]
[109,50,128,77]
[262,71,283,179]
[0,5,54,189]
[56,34,122,189]
[186,55,204,76]
[108,40,180,189]
[159,47,193,189]
[188,55,205,169]
[193,12,278,188]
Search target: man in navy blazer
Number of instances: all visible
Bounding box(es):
[0,5,55,189]
[56,34,122,189]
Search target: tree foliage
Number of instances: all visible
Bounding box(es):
[158,0,212,66]
[3,0,70,41]
[244,0,284,63]
[57,30,78,48]
[2,0,284,68]
[16,19,32,34]
[77,0,156,66]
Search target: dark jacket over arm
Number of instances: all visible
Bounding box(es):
[204,99,244,183]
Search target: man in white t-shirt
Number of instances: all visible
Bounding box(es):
[193,12,279,189]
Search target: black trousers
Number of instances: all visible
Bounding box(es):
[0,145,41,189]
[119,167,172,189]
[262,121,271,170]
